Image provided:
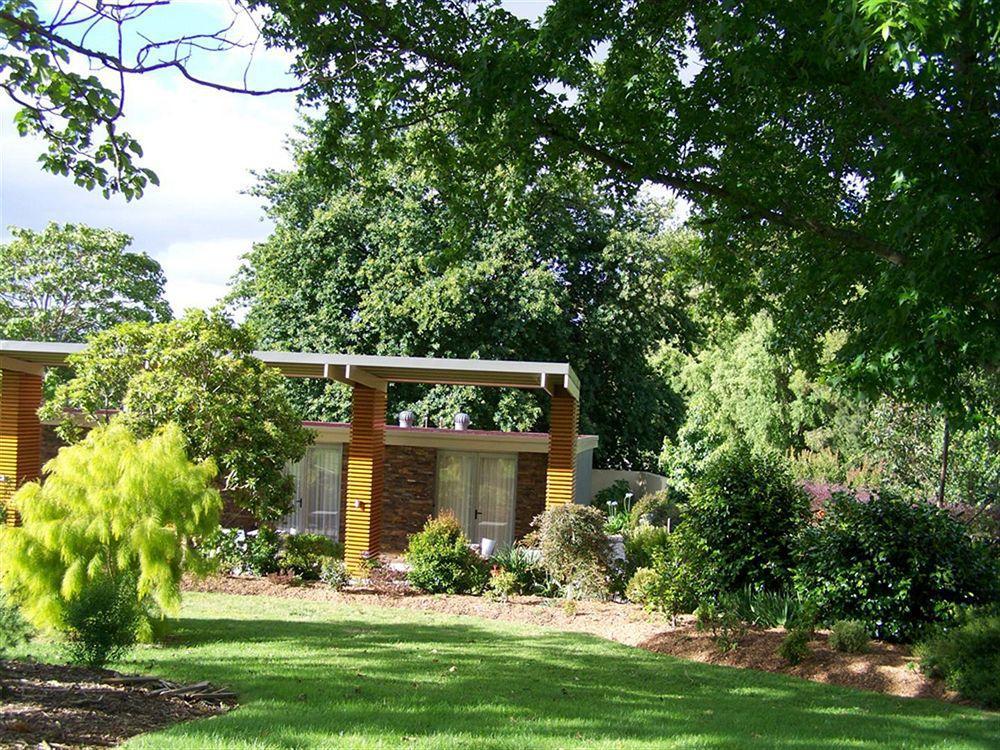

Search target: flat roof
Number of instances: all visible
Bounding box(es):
[0,339,580,399]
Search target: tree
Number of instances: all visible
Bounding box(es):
[1,0,302,198]
[235,126,694,469]
[249,0,999,411]
[0,421,221,660]
[40,310,312,521]
[0,222,170,341]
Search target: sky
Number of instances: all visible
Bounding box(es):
[0,1,618,318]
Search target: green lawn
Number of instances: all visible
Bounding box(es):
[15,592,1000,749]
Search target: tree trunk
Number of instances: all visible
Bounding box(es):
[936,415,951,506]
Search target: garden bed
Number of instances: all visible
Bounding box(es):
[183,575,960,705]
[0,659,235,749]
[639,626,950,702]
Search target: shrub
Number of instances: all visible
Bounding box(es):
[61,574,142,667]
[280,533,343,580]
[628,487,684,530]
[534,504,612,600]
[490,545,557,597]
[722,586,800,629]
[319,557,349,589]
[203,527,283,576]
[829,620,870,653]
[916,611,1000,708]
[624,525,673,579]
[793,492,999,642]
[405,514,489,594]
[0,422,221,651]
[624,542,692,624]
[693,599,748,652]
[674,446,808,599]
[486,568,519,601]
[0,589,31,656]
[778,627,812,665]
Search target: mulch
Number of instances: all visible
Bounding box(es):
[639,626,953,702]
[0,659,235,749]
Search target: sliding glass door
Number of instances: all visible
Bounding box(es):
[282,443,343,539]
[436,451,517,548]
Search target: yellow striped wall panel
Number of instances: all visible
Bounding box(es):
[545,393,578,507]
[0,370,43,526]
[344,384,386,572]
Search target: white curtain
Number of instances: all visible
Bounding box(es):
[436,451,516,548]
[436,451,477,532]
[282,444,343,538]
[475,455,517,548]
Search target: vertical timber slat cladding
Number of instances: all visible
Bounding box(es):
[343,384,386,571]
[0,370,43,526]
[545,393,579,508]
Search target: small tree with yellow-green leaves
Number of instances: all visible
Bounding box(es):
[0,421,220,665]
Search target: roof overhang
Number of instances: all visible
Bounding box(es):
[0,340,580,400]
[305,422,598,454]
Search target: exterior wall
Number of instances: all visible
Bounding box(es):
[383,445,437,552]
[514,451,547,539]
[40,425,563,550]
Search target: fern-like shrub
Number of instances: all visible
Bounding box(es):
[0,421,221,663]
[534,504,613,600]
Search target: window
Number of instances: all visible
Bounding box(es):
[281,443,343,539]
[436,451,517,548]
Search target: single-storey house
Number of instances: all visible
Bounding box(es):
[1,341,593,570]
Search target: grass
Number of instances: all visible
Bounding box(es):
[13,592,1000,749]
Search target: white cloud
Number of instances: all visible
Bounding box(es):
[0,3,299,318]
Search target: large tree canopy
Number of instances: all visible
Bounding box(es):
[40,310,313,521]
[235,126,694,469]
[0,222,170,341]
[249,0,999,412]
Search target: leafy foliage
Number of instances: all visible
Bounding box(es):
[61,573,142,667]
[674,447,809,598]
[721,587,801,630]
[489,545,557,597]
[279,534,343,580]
[534,504,613,600]
[916,611,1000,709]
[592,480,632,515]
[41,310,312,521]
[319,557,349,589]
[628,488,683,530]
[202,527,283,577]
[252,0,1000,409]
[0,223,170,341]
[235,129,693,469]
[623,524,673,580]
[794,492,1000,642]
[0,421,221,645]
[778,628,812,666]
[0,588,31,656]
[625,541,691,623]
[405,515,489,595]
[828,620,870,654]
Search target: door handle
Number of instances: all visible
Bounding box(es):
[474,509,481,519]
[297,497,303,508]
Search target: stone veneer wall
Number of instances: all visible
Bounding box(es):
[40,426,551,551]
[514,452,547,539]
[382,445,437,551]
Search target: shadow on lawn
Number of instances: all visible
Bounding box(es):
[132,615,997,749]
